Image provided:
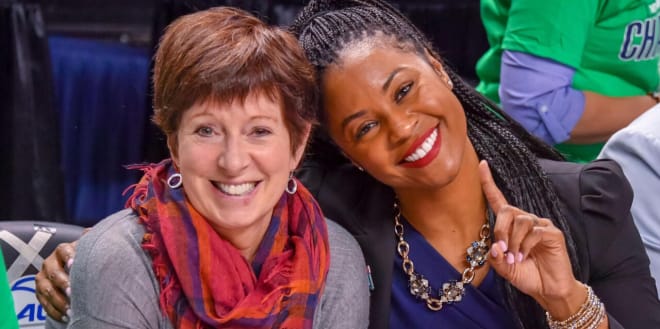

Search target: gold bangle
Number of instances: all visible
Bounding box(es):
[546,284,605,329]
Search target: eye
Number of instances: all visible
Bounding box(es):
[195,126,214,137]
[356,121,378,139]
[395,82,413,103]
[251,126,272,137]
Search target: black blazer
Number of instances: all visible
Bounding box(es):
[298,158,660,329]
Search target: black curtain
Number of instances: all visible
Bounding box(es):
[0,2,66,221]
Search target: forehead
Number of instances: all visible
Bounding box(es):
[324,43,428,90]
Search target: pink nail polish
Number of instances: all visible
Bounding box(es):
[491,248,498,258]
[506,252,515,264]
[516,252,523,263]
[67,258,74,270]
[66,286,71,297]
[498,240,508,252]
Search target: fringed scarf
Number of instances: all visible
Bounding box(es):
[125,159,330,328]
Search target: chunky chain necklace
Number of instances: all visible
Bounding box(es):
[394,203,491,311]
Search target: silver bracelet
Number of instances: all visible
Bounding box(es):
[546,284,605,329]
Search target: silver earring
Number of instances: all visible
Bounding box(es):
[286,173,297,194]
[167,173,183,189]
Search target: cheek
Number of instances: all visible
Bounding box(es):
[350,142,390,173]
[253,141,297,176]
[176,141,218,176]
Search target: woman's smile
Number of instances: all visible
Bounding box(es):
[212,180,260,197]
[400,126,442,168]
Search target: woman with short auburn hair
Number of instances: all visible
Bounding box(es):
[40,7,369,329]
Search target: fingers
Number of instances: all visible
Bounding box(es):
[508,214,541,261]
[36,242,76,321]
[478,160,508,213]
[35,270,70,322]
[50,243,76,291]
[55,241,77,269]
[494,215,552,264]
[488,240,514,279]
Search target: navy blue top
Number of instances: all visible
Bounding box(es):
[390,219,517,329]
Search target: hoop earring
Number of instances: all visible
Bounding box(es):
[286,173,297,194]
[167,173,183,189]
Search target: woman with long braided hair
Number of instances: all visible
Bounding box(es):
[292,1,660,328]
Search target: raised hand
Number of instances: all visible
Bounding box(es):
[478,160,586,320]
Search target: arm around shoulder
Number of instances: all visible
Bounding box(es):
[65,210,164,329]
[314,219,369,329]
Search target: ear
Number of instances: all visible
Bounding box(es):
[290,123,312,171]
[341,151,363,169]
[167,134,180,168]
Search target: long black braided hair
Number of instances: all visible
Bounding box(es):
[290,1,580,328]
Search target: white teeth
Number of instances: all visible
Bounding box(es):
[215,182,256,196]
[404,129,438,162]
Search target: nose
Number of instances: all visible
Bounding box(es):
[217,137,249,175]
[387,111,417,146]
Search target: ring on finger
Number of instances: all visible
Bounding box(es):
[531,216,539,227]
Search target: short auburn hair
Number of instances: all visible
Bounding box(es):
[152,6,317,152]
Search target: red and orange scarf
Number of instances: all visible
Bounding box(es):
[125,160,330,328]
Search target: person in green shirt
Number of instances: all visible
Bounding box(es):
[476,0,660,162]
[0,250,19,329]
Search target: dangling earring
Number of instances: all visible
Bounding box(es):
[167,173,183,189]
[286,172,297,194]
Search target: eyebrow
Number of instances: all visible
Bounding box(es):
[339,68,405,131]
[340,110,367,131]
[250,115,277,122]
[382,67,405,92]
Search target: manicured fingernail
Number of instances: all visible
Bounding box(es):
[498,240,508,252]
[506,252,515,264]
[62,315,69,323]
[66,286,71,297]
[516,252,523,263]
[66,308,73,318]
[491,248,498,258]
[67,258,74,270]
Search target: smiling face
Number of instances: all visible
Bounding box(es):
[321,42,470,191]
[171,92,308,237]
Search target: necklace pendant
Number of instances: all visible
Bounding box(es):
[409,273,431,300]
[466,240,489,267]
[440,281,465,303]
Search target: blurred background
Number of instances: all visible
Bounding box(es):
[1,0,487,227]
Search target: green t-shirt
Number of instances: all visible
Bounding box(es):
[0,251,19,329]
[476,0,660,162]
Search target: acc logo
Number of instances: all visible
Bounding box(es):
[11,275,47,327]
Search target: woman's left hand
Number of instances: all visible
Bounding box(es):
[478,160,585,319]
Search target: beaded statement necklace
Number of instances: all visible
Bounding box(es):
[394,203,491,311]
